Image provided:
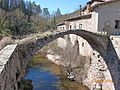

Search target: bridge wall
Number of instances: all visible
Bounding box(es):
[0,44,18,90]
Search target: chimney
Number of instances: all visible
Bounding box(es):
[80,5,82,16]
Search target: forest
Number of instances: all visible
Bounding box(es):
[0,0,62,37]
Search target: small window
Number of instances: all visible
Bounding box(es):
[70,25,72,30]
[98,55,100,58]
[79,24,82,29]
[82,43,84,47]
[115,20,120,29]
[111,37,113,40]
[93,53,95,55]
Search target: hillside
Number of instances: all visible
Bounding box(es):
[56,9,80,24]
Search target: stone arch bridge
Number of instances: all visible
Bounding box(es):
[0,29,120,90]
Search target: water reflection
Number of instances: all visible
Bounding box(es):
[24,53,89,90]
[25,66,59,90]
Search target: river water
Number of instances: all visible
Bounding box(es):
[24,53,89,90]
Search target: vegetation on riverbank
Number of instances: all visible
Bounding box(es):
[28,53,53,67]
[17,79,33,90]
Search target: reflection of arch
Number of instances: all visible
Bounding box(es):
[17,29,120,90]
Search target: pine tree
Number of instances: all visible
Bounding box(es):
[26,1,34,22]
[18,0,26,13]
[56,8,62,17]
[9,0,17,11]
[42,8,50,19]
[1,0,9,11]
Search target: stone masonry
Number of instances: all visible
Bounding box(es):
[0,29,120,90]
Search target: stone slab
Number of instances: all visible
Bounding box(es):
[0,44,17,73]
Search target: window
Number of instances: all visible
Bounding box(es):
[111,37,113,40]
[115,20,120,29]
[79,24,82,29]
[93,53,95,55]
[82,42,84,47]
[98,55,100,58]
[70,25,72,30]
[74,24,76,29]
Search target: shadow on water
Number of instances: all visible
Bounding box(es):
[24,53,90,90]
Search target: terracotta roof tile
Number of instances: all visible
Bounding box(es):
[57,22,65,26]
[65,14,92,21]
[92,0,120,10]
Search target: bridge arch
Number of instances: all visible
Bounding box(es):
[1,29,120,90]
[34,29,108,57]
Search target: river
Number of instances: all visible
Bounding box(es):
[24,53,90,90]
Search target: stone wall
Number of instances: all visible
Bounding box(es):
[0,43,36,90]
[0,44,19,90]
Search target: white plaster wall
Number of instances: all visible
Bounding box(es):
[69,34,78,46]
[91,12,99,32]
[110,36,120,59]
[68,18,94,32]
[66,13,99,33]
[77,36,92,56]
[57,37,67,49]
[95,1,120,34]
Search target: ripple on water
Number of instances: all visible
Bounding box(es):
[25,67,60,90]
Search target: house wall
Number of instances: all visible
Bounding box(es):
[67,18,92,31]
[66,13,98,33]
[91,12,99,32]
[94,1,120,35]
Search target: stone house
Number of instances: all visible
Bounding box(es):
[57,0,120,35]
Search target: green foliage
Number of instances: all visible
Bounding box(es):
[17,79,33,90]
[56,8,62,17]
[0,9,11,36]
[42,8,50,19]
[0,0,62,37]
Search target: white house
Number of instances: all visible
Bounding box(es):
[57,22,66,30]
[57,0,120,35]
